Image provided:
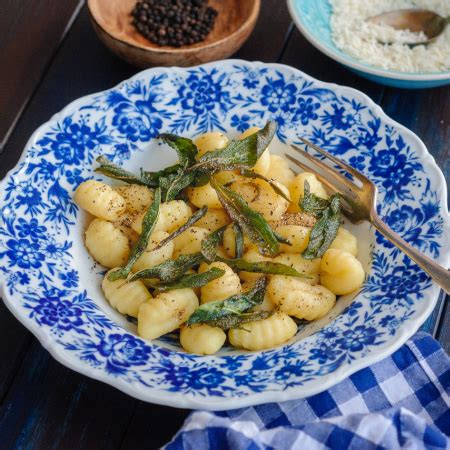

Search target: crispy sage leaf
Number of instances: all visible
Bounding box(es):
[210,178,279,257]
[142,164,183,185]
[216,256,308,278]
[191,121,276,172]
[108,187,161,281]
[129,252,204,283]
[156,135,199,201]
[152,206,207,252]
[95,156,157,187]
[233,223,244,258]
[240,169,291,202]
[301,182,341,259]
[159,133,198,166]
[186,278,267,329]
[299,181,330,216]
[201,225,227,262]
[152,267,225,293]
[96,155,191,194]
[192,171,211,187]
[199,310,272,330]
[159,162,197,202]
[302,196,341,259]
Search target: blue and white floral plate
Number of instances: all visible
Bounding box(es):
[0,61,449,410]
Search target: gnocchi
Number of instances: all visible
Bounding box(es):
[272,253,321,285]
[102,270,152,318]
[194,132,228,158]
[288,172,328,213]
[194,208,231,232]
[77,122,366,355]
[85,219,130,268]
[194,132,240,185]
[229,312,297,351]
[186,183,223,209]
[267,277,335,320]
[172,227,210,259]
[132,200,193,234]
[180,324,226,354]
[330,227,358,256]
[230,178,289,221]
[114,184,153,214]
[269,154,295,186]
[138,288,199,340]
[275,225,311,254]
[75,180,126,221]
[132,230,174,273]
[200,261,242,303]
[320,249,365,295]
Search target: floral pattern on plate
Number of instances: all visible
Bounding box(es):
[0,61,448,409]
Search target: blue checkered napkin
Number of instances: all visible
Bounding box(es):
[164,333,450,449]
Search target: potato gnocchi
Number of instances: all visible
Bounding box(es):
[75,123,365,355]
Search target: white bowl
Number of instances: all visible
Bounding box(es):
[288,0,450,88]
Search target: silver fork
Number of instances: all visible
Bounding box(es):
[285,137,450,294]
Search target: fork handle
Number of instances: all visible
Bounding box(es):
[371,213,450,295]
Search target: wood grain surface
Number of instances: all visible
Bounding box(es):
[0,0,83,152]
[0,2,448,448]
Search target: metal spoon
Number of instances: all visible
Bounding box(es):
[366,9,449,46]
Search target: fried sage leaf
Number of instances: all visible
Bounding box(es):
[201,225,227,262]
[191,121,276,173]
[186,278,267,329]
[240,169,291,202]
[159,133,198,166]
[192,171,211,187]
[152,206,207,252]
[159,162,197,202]
[95,156,157,187]
[143,164,183,185]
[233,223,244,258]
[129,252,204,283]
[301,181,341,259]
[216,256,308,278]
[299,181,330,216]
[108,187,161,281]
[199,310,272,330]
[155,135,199,201]
[210,178,279,257]
[96,155,189,194]
[152,267,225,293]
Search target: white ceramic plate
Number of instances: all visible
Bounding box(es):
[0,61,448,410]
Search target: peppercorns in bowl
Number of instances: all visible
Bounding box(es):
[132,0,218,48]
[87,0,260,67]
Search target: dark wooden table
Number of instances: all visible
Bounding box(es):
[0,2,448,448]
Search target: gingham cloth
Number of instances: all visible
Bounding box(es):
[164,333,450,449]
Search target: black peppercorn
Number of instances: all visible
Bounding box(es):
[131,0,218,47]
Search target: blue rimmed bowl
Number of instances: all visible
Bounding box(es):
[287,0,450,89]
[0,60,449,410]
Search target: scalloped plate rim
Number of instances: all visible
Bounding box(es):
[0,60,449,410]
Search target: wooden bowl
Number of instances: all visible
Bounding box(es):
[87,0,261,67]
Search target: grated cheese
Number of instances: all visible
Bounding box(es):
[330,0,450,73]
